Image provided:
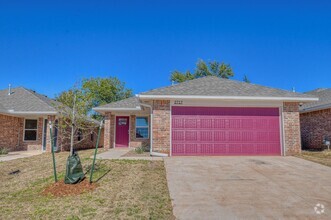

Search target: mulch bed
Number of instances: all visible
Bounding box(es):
[42,179,98,197]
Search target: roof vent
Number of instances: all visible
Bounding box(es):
[8,84,11,95]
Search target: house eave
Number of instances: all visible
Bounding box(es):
[137,95,318,102]
[93,106,142,113]
[300,103,331,113]
[0,110,58,116]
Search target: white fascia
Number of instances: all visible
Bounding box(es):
[300,103,331,113]
[137,95,319,102]
[93,106,142,112]
[5,110,58,115]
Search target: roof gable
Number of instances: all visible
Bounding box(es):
[0,87,59,114]
[94,96,140,110]
[300,88,331,112]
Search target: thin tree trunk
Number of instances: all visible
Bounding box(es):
[70,93,77,156]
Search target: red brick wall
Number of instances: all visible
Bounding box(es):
[0,114,44,151]
[283,102,301,155]
[0,114,23,151]
[300,108,331,149]
[104,112,114,150]
[152,100,170,154]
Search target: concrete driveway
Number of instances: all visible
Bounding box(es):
[164,156,331,219]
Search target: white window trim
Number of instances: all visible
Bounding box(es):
[135,116,149,139]
[24,119,38,142]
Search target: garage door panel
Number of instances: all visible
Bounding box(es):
[214,144,227,154]
[201,144,214,154]
[214,131,226,142]
[214,119,226,129]
[172,130,185,141]
[228,131,241,141]
[200,131,213,141]
[185,144,198,154]
[242,144,255,154]
[184,119,197,128]
[185,131,198,141]
[172,107,281,156]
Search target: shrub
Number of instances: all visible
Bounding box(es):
[134,143,150,154]
[135,147,145,154]
[0,147,9,155]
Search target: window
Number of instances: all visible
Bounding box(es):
[136,117,149,139]
[24,119,38,141]
[91,132,94,142]
[77,129,82,141]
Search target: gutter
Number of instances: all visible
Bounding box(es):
[4,110,58,115]
[300,103,331,113]
[137,95,319,102]
[139,102,168,157]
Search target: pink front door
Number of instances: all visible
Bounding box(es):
[115,116,130,147]
[172,106,281,156]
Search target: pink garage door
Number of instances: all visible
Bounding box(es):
[172,106,281,156]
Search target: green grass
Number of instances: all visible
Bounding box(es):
[0,149,174,220]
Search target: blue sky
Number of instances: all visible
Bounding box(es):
[0,0,330,98]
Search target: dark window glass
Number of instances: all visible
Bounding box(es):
[135,117,149,139]
[24,130,37,141]
[77,130,82,141]
[25,119,37,129]
[136,128,148,139]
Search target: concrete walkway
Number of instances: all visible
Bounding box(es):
[0,150,42,162]
[165,156,331,220]
[94,148,163,160]
[94,148,130,159]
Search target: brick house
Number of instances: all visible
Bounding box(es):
[0,87,102,152]
[300,88,331,149]
[94,76,317,156]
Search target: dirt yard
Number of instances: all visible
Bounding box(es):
[0,149,173,219]
[296,150,331,167]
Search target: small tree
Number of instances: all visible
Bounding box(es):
[56,87,98,155]
[170,59,235,83]
[243,75,251,83]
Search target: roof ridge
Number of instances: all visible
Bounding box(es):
[141,76,220,94]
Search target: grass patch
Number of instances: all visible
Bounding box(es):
[0,149,174,219]
[0,147,9,155]
[295,150,331,167]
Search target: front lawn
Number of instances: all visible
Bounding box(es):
[296,150,331,167]
[0,149,173,219]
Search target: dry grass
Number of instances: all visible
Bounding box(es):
[0,149,174,219]
[296,150,331,167]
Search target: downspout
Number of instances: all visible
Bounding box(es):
[139,102,168,157]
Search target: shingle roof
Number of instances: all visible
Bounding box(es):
[300,88,331,112]
[0,87,59,114]
[94,76,318,111]
[94,96,140,110]
[140,76,316,99]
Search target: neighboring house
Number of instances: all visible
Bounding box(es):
[300,88,331,149]
[94,76,317,156]
[0,87,102,152]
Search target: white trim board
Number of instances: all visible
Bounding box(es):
[138,94,318,102]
